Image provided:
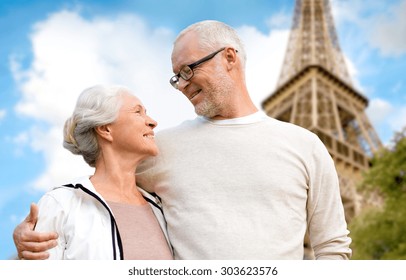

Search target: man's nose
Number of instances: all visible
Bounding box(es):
[177,77,190,91]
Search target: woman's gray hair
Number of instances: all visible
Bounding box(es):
[175,20,247,69]
[63,85,129,167]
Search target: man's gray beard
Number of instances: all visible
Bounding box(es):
[194,99,219,118]
[195,71,233,118]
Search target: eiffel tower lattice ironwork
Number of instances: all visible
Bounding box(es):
[262,0,383,223]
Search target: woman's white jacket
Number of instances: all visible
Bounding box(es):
[34,176,171,259]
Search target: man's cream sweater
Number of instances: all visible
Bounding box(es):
[138,112,352,259]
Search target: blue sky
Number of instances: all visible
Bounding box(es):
[1,0,405,260]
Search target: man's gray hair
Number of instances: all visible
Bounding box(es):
[175,20,247,69]
[63,85,129,167]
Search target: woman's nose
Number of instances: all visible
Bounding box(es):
[147,116,157,129]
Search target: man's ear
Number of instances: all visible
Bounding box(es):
[95,125,113,142]
[225,47,238,70]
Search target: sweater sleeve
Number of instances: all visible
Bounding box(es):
[306,136,352,260]
[35,192,67,260]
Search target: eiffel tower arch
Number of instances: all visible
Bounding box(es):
[261,0,383,258]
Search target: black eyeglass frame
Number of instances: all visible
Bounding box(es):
[169,47,226,89]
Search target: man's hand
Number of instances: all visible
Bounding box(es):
[13,203,58,260]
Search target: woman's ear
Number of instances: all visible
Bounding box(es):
[95,125,113,142]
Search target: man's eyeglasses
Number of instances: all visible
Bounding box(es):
[169,47,226,89]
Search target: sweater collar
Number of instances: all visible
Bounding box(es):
[202,111,267,125]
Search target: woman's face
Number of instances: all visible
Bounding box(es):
[109,93,159,160]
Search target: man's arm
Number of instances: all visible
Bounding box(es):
[307,137,352,259]
[13,203,58,260]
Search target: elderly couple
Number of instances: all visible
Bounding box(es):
[13,20,352,260]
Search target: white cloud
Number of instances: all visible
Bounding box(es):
[11,10,195,191]
[0,109,6,121]
[238,25,289,108]
[331,0,367,27]
[389,106,406,133]
[10,131,29,157]
[332,0,406,57]
[265,11,291,29]
[13,10,290,192]
[328,0,406,144]
[391,81,403,94]
[366,98,393,125]
[12,131,29,145]
[20,7,401,191]
[331,0,387,27]
[366,98,406,145]
[342,55,364,92]
[12,10,193,128]
[368,0,406,56]
[29,126,95,190]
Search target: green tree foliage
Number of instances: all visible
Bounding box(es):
[349,129,406,259]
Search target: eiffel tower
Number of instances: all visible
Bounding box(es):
[262,0,382,223]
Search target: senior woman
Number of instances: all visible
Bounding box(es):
[31,85,173,259]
